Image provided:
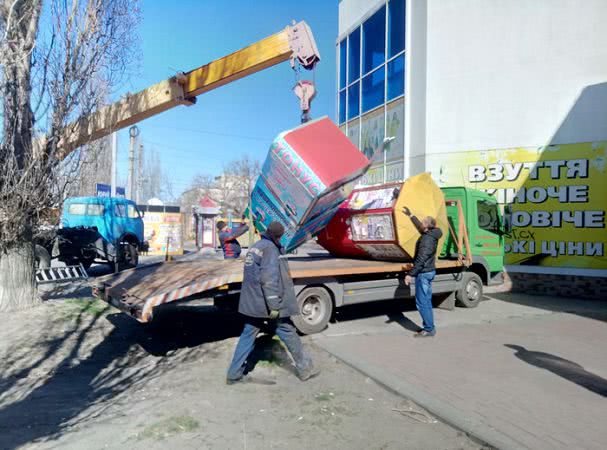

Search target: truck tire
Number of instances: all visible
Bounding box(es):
[455,272,483,308]
[118,243,139,271]
[292,287,333,335]
[35,245,51,269]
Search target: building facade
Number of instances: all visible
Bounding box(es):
[337,0,607,297]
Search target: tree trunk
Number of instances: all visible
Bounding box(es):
[0,243,40,312]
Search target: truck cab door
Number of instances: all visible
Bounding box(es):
[111,201,128,244]
[471,194,504,274]
[127,204,144,243]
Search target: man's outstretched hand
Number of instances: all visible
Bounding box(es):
[402,206,411,217]
[404,275,413,286]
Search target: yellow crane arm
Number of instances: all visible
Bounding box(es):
[57,20,319,158]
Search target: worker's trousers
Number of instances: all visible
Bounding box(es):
[415,270,436,332]
[227,316,311,381]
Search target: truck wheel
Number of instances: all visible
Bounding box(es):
[118,243,139,270]
[292,287,333,335]
[455,272,483,308]
[35,245,51,269]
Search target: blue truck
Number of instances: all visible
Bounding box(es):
[36,197,147,271]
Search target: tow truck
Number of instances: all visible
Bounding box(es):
[92,186,506,334]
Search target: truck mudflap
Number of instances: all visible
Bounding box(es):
[92,259,244,322]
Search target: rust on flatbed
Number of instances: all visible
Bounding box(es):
[93,256,463,323]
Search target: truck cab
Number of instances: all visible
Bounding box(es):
[59,197,146,269]
[441,187,505,286]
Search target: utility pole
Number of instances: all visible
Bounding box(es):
[128,126,140,200]
[136,143,144,204]
[111,132,117,197]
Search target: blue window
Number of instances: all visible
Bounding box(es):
[362,66,385,112]
[339,40,347,89]
[347,82,360,119]
[348,27,361,84]
[388,0,406,57]
[362,6,386,74]
[339,90,346,124]
[387,54,404,100]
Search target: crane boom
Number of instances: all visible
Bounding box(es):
[57,21,320,158]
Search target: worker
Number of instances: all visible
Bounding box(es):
[402,207,443,337]
[226,221,319,384]
[217,217,249,259]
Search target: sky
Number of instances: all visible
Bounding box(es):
[113,0,338,197]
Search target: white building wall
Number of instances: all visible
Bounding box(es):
[424,0,607,156]
[338,0,384,38]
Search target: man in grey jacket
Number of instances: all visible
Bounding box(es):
[226,221,319,384]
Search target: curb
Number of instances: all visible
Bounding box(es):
[315,338,529,450]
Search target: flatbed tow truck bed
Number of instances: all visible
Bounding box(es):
[92,256,464,324]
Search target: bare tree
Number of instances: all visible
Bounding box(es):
[179,155,260,217]
[0,0,140,311]
[139,147,175,204]
[65,136,112,197]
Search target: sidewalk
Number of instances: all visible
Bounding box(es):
[313,294,607,450]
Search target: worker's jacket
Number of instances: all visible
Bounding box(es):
[238,234,299,319]
[219,224,249,259]
[409,216,443,277]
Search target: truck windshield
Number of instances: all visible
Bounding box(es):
[68,203,104,216]
[477,200,500,233]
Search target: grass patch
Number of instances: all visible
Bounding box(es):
[138,416,200,440]
[314,392,335,402]
[60,298,109,319]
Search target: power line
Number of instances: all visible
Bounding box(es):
[148,124,269,142]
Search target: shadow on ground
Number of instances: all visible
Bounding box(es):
[505,344,607,397]
[490,292,607,323]
[0,301,247,450]
[333,298,419,327]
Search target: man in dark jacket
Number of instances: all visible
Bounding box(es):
[402,207,443,337]
[217,218,249,259]
[226,221,319,384]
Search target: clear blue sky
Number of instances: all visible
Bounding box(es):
[114,0,337,197]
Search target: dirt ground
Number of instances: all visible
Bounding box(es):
[0,294,485,450]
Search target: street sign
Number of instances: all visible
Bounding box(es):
[96,183,125,198]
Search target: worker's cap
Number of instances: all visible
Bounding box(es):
[216,220,227,230]
[265,221,285,239]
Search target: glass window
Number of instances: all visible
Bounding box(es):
[362,6,386,74]
[361,165,384,186]
[339,89,346,123]
[388,0,406,57]
[387,54,405,100]
[339,40,347,89]
[339,90,346,124]
[477,200,500,233]
[348,27,360,84]
[67,203,86,215]
[347,119,360,148]
[114,204,127,218]
[361,107,385,161]
[350,214,395,241]
[362,66,385,113]
[347,82,360,120]
[87,204,104,216]
[386,161,404,182]
[128,204,140,219]
[386,98,405,162]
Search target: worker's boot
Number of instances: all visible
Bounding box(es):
[297,364,321,381]
[413,330,436,338]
